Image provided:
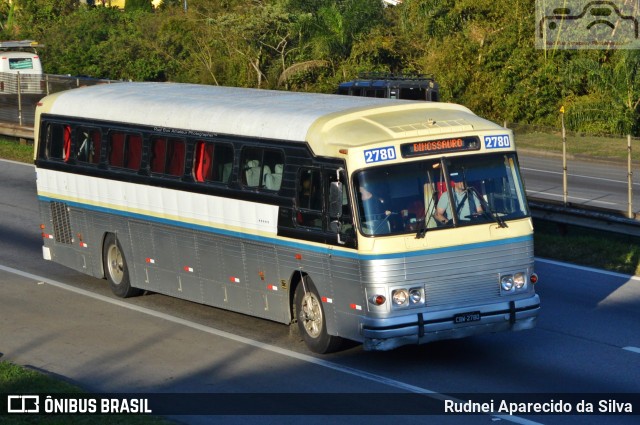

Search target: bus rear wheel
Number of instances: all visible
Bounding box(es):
[294,277,343,354]
[103,233,141,298]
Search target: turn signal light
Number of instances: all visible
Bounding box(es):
[369,295,386,306]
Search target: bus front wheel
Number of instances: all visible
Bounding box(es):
[103,234,141,298]
[294,277,343,354]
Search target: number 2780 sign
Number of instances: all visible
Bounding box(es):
[484,135,511,149]
[364,146,396,163]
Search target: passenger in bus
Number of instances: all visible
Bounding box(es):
[434,173,483,225]
[299,175,321,210]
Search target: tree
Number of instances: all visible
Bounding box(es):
[563,50,640,135]
[125,0,153,12]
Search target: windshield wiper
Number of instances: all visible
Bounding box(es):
[467,187,508,228]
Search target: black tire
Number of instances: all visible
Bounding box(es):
[103,233,142,298]
[294,277,343,354]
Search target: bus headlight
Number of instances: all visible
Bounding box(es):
[501,275,514,291]
[513,272,526,289]
[389,287,425,309]
[409,288,423,304]
[500,272,529,294]
[392,289,409,306]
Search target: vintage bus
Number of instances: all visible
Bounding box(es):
[34,83,539,353]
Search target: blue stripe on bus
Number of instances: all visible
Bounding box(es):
[38,195,533,261]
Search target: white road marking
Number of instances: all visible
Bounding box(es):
[0,263,542,425]
[521,167,639,186]
[525,190,617,205]
[535,258,640,282]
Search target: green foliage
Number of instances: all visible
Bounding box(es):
[125,0,153,12]
[5,0,639,136]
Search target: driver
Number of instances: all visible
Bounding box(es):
[359,185,391,218]
[434,173,483,225]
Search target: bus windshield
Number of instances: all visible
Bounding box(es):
[354,153,529,236]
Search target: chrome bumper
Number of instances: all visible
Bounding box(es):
[361,295,540,351]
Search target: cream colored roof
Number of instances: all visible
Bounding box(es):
[41,82,501,157]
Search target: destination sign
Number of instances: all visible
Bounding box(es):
[401,136,480,157]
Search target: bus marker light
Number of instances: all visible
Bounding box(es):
[229,276,240,283]
[530,273,538,285]
[267,284,278,291]
[184,266,194,273]
[79,242,87,248]
[39,224,45,229]
[369,295,386,306]
[145,258,155,264]
[295,254,302,260]
[321,296,333,303]
[350,303,362,311]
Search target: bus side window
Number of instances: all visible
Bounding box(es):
[296,168,322,229]
[193,140,213,182]
[193,141,234,184]
[328,169,354,237]
[150,138,167,173]
[242,148,262,187]
[241,147,283,189]
[263,150,284,191]
[109,132,142,171]
[63,125,71,162]
[90,130,101,164]
[108,132,125,167]
[44,123,66,161]
[126,135,142,171]
[166,138,185,176]
[76,128,101,165]
[214,144,234,184]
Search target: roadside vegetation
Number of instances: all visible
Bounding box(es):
[0,0,638,138]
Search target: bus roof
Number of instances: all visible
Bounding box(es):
[41,82,504,157]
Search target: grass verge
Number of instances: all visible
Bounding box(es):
[0,138,33,163]
[0,361,172,424]
[515,131,640,163]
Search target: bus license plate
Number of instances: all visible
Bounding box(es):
[454,311,481,324]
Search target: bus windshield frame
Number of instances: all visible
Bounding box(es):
[354,153,529,236]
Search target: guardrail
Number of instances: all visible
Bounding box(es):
[0,73,118,130]
[528,198,640,237]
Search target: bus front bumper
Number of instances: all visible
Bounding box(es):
[360,295,540,351]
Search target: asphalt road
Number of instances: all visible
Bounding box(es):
[1,159,639,425]
[518,151,640,215]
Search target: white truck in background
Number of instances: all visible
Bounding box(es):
[0,40,44,95]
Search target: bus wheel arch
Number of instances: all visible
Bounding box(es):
[292,273,343,354]
[102,233,142,298]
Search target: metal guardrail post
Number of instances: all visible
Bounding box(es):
[561,106,568,206]
[17,72,23,127]
[628,134,633,219]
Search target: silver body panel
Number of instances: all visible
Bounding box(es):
[39,199,538,351]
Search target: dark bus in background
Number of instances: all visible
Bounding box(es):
[337,73,439,101]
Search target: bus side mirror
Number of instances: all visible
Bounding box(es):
[329,181,343,219]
